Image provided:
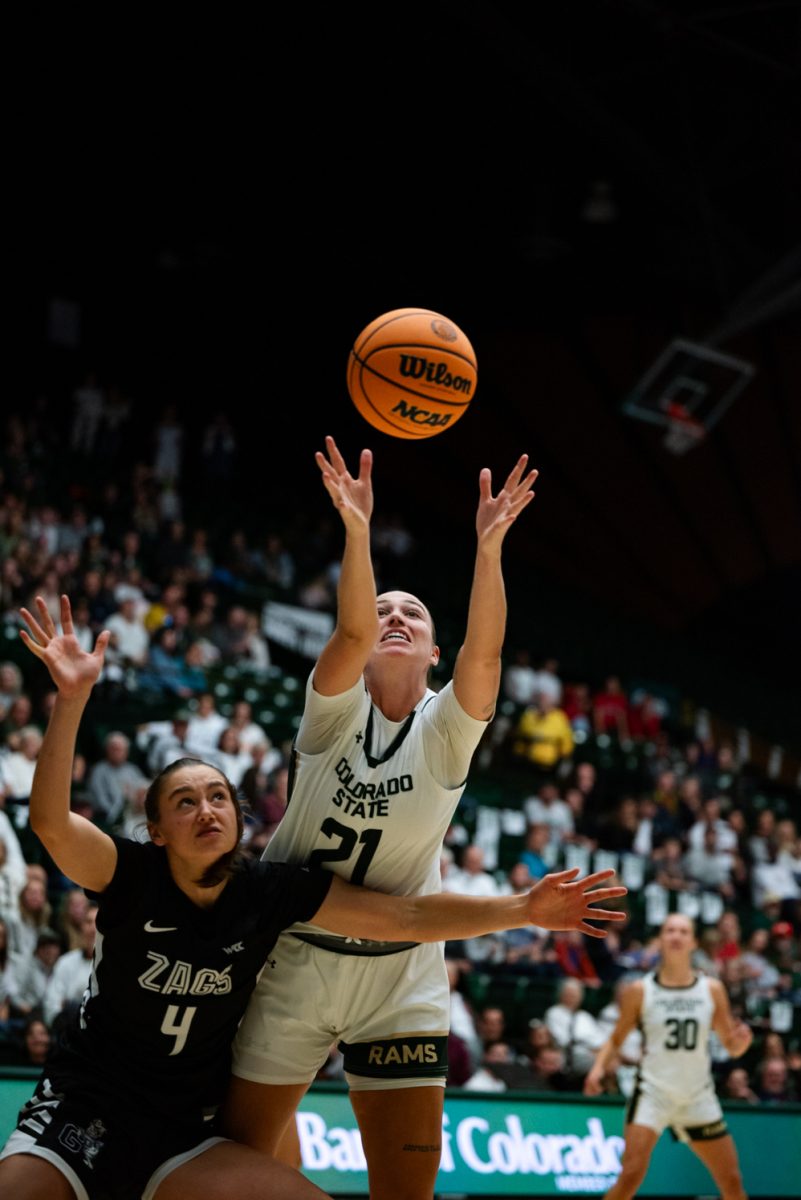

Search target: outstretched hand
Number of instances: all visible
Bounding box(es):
[527,867,627,938]
[19,595,110,699]
[315,435,373,535]
[476,454,538,549]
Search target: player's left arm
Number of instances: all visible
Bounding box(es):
[710,978,753,1058]
[452,455,538,720]
[312,867,626,942]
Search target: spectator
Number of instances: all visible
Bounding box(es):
[544,978,605,1078]
[228,700,273,756]
[597,979,642,1067]
[463,1041,516,1092]
[721,1065,758,1104]
[687,796,738,855]
[152,404,184,483]
[138,710,193,775]
[592,674,630,740]
[755,1056,798,1103]
[512,693,574,782]
[497,863,553,972]
[683,825,736,900]
[475,1005,507,1053]
[241,610,271,673]
[598,795,640,853]
[714,910,743,965]
[0,662,23,714]
[632,793,677,856]
[138,624,198,698]
[752,843,801,909]
[748,809,777,866]
[11,1016,52,1067]
[523,781,574,852]
[105,594,150,670]
[502,648,539,707]
[519,824,552,879]
[527,1042,573,1092]
[563,785,600,848]
[55,888,90,953]
[740,928,781,1001]
[628,690,664,742]
[653,835,692,892]
[444,845,500,898]
[532,656,563,707]
[69,370,105,456]
[86,731,149,832]
[211,727,252,789]
[446,959,482,1069]
[43,904,97,1028]
[562,682,593,736]
[6,877,53,960]
[0,817,27,920]
[552,930,603,987]
[446,1031,474,1087]
[1,725,42,803]
[185,692,228,758]
[4,927,62,1019]
[444,846,502,964]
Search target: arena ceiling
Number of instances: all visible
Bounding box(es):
[13,1,801,754]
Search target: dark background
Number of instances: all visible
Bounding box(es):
[10,1,801,755]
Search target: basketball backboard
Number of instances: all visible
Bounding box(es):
[623,338,756,455]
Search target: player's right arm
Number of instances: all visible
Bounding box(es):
[311,435,380,696]
[583,979,644,1095]
[19,595,117,893]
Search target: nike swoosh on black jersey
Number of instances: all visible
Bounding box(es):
[144,921,179,932]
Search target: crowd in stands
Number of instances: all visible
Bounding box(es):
[1,380,800,1111]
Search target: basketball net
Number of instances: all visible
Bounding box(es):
[661,402,707,456]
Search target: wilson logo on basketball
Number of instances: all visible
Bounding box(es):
[397,355,474,394]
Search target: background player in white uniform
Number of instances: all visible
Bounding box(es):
[584,913,752,1200]
[223,435,542,1199]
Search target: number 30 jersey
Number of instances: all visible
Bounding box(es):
[263,675,488,936]
[638,971,716,1102]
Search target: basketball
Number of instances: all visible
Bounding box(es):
[347,308,477,439]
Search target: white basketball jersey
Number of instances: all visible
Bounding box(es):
[639,971,716,1101]
[263,675,487,937]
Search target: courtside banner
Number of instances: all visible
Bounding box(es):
[1,1076,800,1195]
[295,1086,801,1197]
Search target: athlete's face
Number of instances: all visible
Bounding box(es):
[370,591,439,674]
[659,915,696,957]
[148,764,239,863]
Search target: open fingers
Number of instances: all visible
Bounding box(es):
[19,606,49,647]
[583,907,627,922]
[502,453,529,492]
[581,886,628,903]
[93,629,111,658]
[575,868,617,890]
[578,923,609,939]
[323,435,349,476]
[547,867,581,884]
[35,596,58,638]
[18,627,45,660]
[60,594,74,636]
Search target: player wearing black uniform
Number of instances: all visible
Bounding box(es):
[0,595,627,1200]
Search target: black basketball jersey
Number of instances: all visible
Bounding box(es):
[50,837,331,1121]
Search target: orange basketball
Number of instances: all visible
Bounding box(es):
[347,308,477,439]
